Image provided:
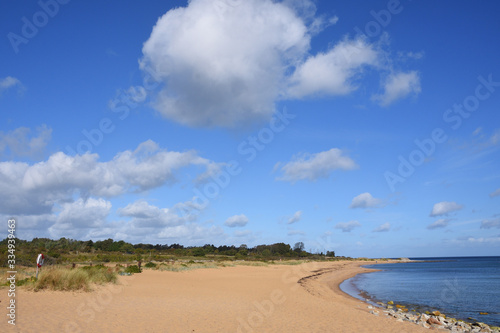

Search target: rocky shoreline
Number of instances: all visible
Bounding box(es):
[367,302,500,333]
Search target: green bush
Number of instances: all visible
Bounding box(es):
[125,265,141,274]
[144,262,157,268]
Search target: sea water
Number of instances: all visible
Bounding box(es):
[340,257,500,327]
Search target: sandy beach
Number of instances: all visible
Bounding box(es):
[4,261,429,333]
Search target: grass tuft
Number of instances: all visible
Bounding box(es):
[26,266,117,292]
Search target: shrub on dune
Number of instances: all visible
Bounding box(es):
[30,266,117,291]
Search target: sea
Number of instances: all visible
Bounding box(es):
[340,256,500,327]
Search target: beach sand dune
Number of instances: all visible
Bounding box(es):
[5,261,428,332]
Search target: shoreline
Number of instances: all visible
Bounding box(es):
[330,260,500,332]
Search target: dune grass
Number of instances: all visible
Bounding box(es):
[25,265,117,291]
[156,261,220,272]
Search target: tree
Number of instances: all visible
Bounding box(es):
[293,242,305,253]
[261,249,271,258]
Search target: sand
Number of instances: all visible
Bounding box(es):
[3,261,429,332]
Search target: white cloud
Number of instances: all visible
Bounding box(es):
[140,0,310,128]
[473,127,483,136]
[0,76,23,95]
[277,148,358,182]
[118,200,194,228]
[139,0,412,128]
[349,192,383,209]
[334,220,361,232]
[491,129,500,145]
[454,236,500,244]
[288,229,305,236]
[287,38,379,98]
[490,188,500,198]
[430,201,463,217]
[427,218,450,230]
[157,224,225,242]
[0,125,51,159]
[481,218,500,229]
[288,210,302,224]
[48,198,111,238]
[373,222,390,232]
[234,230,252,237]
[225,214,249,227]
[372,71,421,106]
[397,51,424,60]
[0,140,219,215]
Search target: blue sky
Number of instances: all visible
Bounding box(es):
[1,0,499,257]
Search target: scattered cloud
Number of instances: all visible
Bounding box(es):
[233,230,252,237]
[490,188,500,198]
[473,127,483,136]
[0,140,219,215]
[427,219,450,230]
[156,224,225,242]
[277,148,358,182]
[0,76,23,95]
[491,129,500,145]
[372,71,421,106]
[334,220,361,232]
[453,236,500,245]
[373,222,390,232]
[0,125,52,159]
[481,218,500,229]
[287,38,379,98]
[397,51,425,60]
[430,201,463,217]
[349,192,383,209]
[225,214,249,228]
[49,198,111,238]
[118,200,194,228]
[288,210,303,224]
[287,229,306,236]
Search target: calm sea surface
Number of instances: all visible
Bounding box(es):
[340,257,500,327]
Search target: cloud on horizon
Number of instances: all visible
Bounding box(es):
[0,140,220,216]
[225,214,249,228]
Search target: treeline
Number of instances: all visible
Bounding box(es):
[0,237,336,267]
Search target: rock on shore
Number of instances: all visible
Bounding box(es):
[369,303,500,333]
